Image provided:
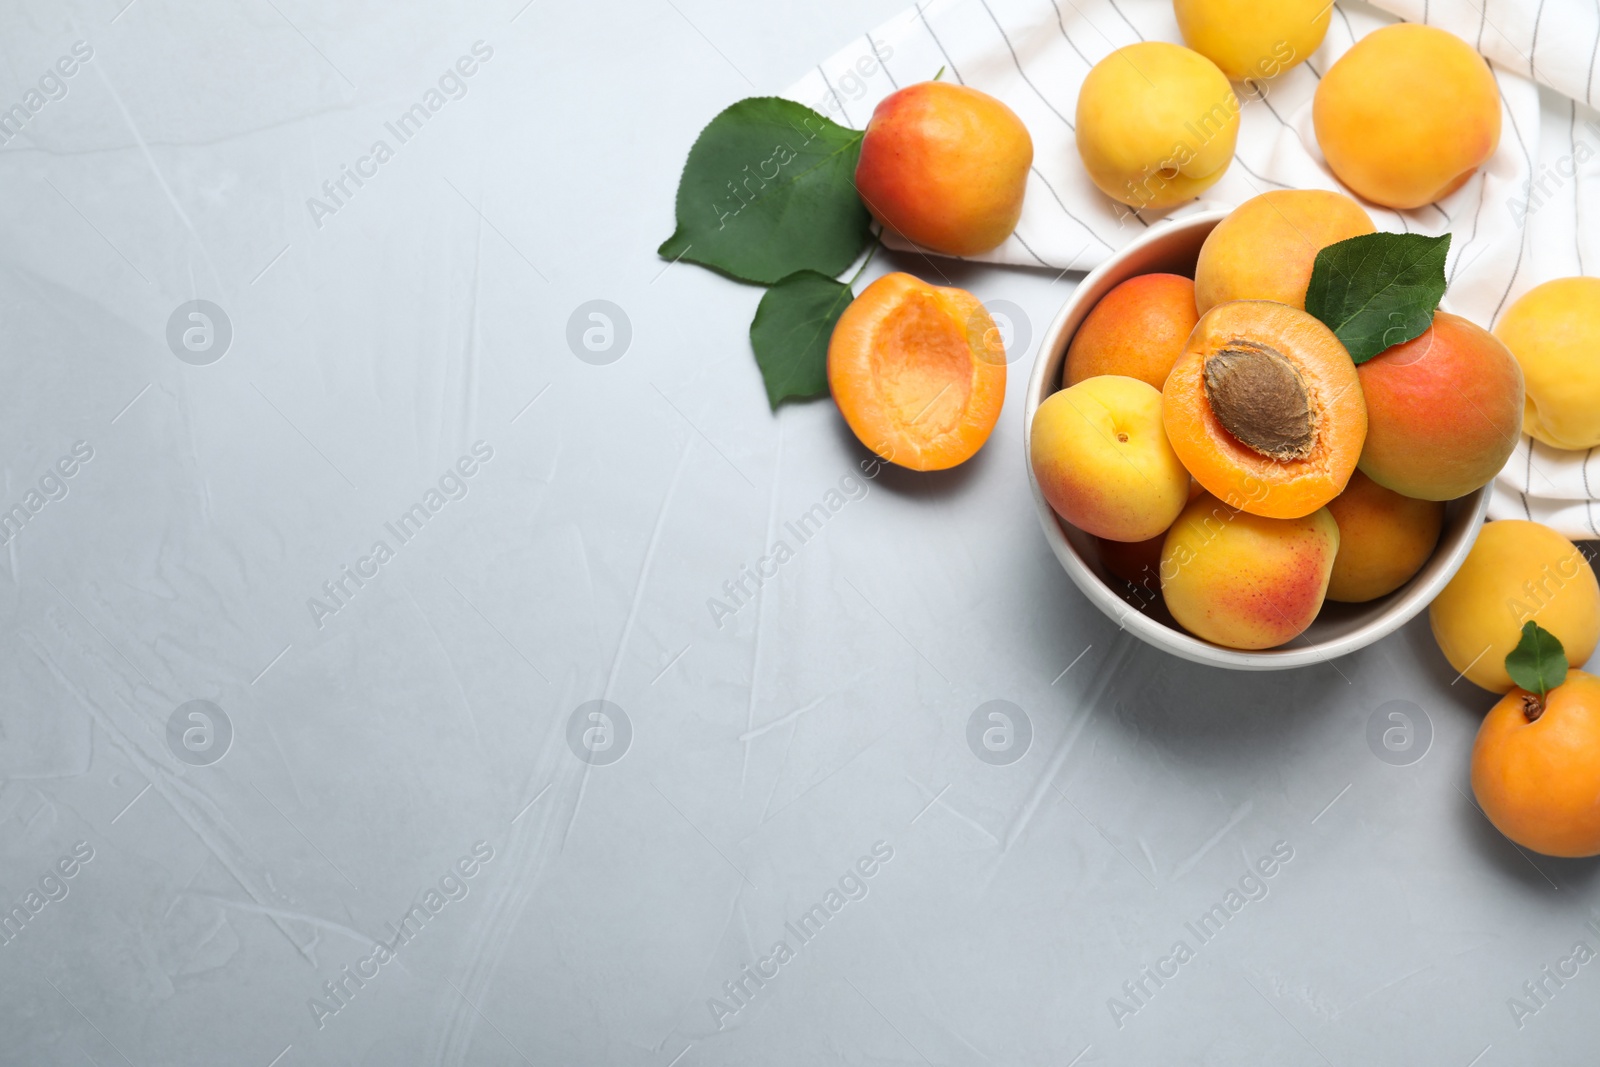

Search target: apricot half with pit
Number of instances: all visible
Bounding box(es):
[1163,301,1365,519]
[828,272,1005,471]
[1161,492,1339,649]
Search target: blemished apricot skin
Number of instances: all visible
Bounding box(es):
[1160,492,1339,650]
[854,83,1033,257]
[828,272,1005,472]
[1356,312,1523,502]
[1493,277,1600,450]
[1193,191,1375,315]
[1472,671,1600,858]
[1173,0,1329,81]
[1076,43,1239,211]
[1429,520,1600,693]
[1323,470,1444,603]
[1031,375,1190,543]
[1313,24,1501,210]
[1064,274,1199,392]
[1163,300,1366,520]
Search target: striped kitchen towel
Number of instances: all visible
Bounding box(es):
[786,0,1600,541]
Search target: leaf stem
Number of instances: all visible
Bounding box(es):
[847,229,883,289]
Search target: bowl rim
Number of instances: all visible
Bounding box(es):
[1022,209,1490,671]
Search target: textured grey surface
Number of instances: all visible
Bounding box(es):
[2,1,1598,1065]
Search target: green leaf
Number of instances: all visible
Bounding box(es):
[1304,232,1451,363]
[1505,621,1569,698]
[659,97,871,285]
[749,270,853,408]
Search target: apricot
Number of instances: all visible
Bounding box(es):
[1031,375,1189,542]
[1493,277,1600,450]
[1064,274,1199,391]
[1472,670,1600,858]
[854,82,1032,257]
[1193,191,1374,314]
[1076,42,1239,211]
[1313,24,1501,210]
[1324,470,1444,603]
[1098,534,1164,602]
[828,272,1005,471]
[1163,300,1365,519]
[1173,0,1329,81]
[1429,520,1600,692]
[1357,312,1523,501]
[1161,492,1339,649]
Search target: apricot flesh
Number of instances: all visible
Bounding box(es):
[855,82,1033,257]
[1356,312,1523,501]
[1313,24,1501,209]
[1031,375,1190,543]
[1076,42,1238,211]
[1492,277,1600,450]
[1173,0,1329,81]
[1064,273,1198,392]
[1472,671,1600,858]
[1193,191,1374,314]
[1429,520,1600,693]
[1324,470,1444,603]
[1161,492,1339,650]
[1163,300,1365,519]
[828,272,1005,471]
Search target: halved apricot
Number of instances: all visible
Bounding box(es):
[828,272,1006,471]
[1162,300,1365,519]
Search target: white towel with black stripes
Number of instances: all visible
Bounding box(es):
[786,0,1600,542]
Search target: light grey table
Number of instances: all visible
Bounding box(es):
[2,1,1597,1064]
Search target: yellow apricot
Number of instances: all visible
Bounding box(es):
[1076,42,1238,211]
[1493,278,1600,450]
[1313,24,1500,210]
[1429,520,1600,693]
[1193,190,1374,314]
[1173,0,1330,81]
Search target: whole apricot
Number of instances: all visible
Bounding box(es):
[1031,375,1190,542]
[1429,520,1600,692]
[855,82,1033,256]
[1193,191,1374,314]
[1173,0,1330,81]
[1161,492,1339,649]
[1357,312,1523,501]
[1163,300,1366,519]
[1076,42,1239,211]
[1313,24,1500,209]
[1065,273,1199,391]
[1472,671,1600,858]
[1324,470,1444,603]
[1493,277,1600,450]
[829,272,1005,471]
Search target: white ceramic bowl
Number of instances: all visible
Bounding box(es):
[1022,209,1490,670]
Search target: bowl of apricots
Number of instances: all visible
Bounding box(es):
[1024,198,1517,669]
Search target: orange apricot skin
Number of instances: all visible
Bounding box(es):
[1324,470,1444,603]
[1313,24,1501,210]
[828,272,1005,472]
[1064,273,1199,391]
[1193,191,1374,314]
[1163,301,1366,519]
[1160,493,1339,649]
[855,83,1033,257]
[1472,671,1600,858]
[1356,312,1524,501]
